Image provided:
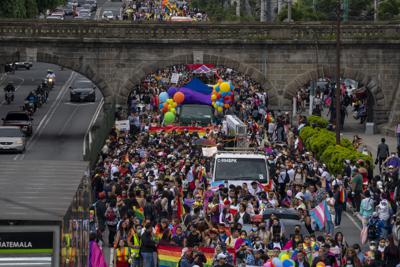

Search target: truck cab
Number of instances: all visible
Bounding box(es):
[211,151,269,187]
[177,104,214,126]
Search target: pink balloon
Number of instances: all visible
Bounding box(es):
[263,262,272,267]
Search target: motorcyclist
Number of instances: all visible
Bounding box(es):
[46,69,56,82]
[26,91,38,110]
[4,82,15,103]
[4,82,15,92]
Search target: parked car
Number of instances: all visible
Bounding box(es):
[2,111,33,136]
[77,9,91,17]
[70,80,96,102]
[0,126,26,153]
[81,4,93,12]
[102,10,114,20]
[85,0,97,11]
[46,15,64,20]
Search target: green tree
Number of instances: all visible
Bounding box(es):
[36,0,65,13]
[0,0,27,18]
[278,2,323,21]
[378,0,400,19]
[25,0,39,18]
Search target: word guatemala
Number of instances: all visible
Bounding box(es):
[0,241,33,248]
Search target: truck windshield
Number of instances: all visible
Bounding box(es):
[214,158,268,182]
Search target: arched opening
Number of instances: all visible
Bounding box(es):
[0,61,106,161]
[283,67,386,133]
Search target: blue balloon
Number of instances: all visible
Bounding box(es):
[227,91,232,96]
[221,92,226,97]
[159,92,169,103]
[215,86,220,92]
[159,103,163,109]
[283,259,294,267]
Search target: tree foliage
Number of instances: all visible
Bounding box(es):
[378,0,400,20]
[0,0,63,18]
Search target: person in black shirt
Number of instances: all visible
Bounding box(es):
[141,223,157,267]
[214,253,234,267]
[186,224,202,248]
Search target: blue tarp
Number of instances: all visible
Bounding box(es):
[184,78,212,95]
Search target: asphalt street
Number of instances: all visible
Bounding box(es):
[0,62,102,161]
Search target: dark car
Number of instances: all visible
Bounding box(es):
[262,208,309,236]
[2,111,33,136]
[177,104,214,126]
[70,80,96,102]
[15,61,33,70]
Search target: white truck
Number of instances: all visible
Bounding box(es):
[211,151,269,187]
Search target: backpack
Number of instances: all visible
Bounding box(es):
[368,223,377,240]
[284,171,290,184]
[105,208,117,224]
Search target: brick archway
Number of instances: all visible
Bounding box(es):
[120,53,276,104]
[283,66,386,121]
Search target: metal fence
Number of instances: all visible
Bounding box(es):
[83,99,115,167]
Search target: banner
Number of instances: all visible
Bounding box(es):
[202,146,218,157]
[171,73,180,84]
[158,245,234,267]
[149,126,213,135]
[115,120,130,132]
[0,232,53,253]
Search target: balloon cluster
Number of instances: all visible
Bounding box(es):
[211,79,234,113]
[263,253,295,267]
[158,91,185,125]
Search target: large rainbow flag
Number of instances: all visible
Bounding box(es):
[158,245,233,267]
[149,126,213,136]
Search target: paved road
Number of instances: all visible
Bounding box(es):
[0,63,102,161]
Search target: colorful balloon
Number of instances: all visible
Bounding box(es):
[170,108,176,114]
[316,262,325,267]
[173,92,185,104]
[164,111,175,125]
[224,104,230,108]
[220,82,230,93]
[159,92,169,103]
[280,253,290,261]
[211,94,217,101]
[217,106,223,113]
[272,258,282,267]
[282,259,294,267]
[167,87,178,97]
[263,261,272,267]
[218,79,223,84]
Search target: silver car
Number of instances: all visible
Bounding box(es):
[0,126,26,153]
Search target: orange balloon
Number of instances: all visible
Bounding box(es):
[224,104,230,108]
[161,107,168,113]
[163,103,169,109]
[173,92,185,104]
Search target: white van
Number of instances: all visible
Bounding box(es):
[211,151,269,187]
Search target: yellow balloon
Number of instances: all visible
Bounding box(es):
[170,108,176,113]
[211,94,217,101]
[280,254,290,261]
[167,99,173,104]
[220,82,230,93]
[217,106,223,112]
[172,102,177,108]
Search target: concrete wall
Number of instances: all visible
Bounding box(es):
[0,21,399,125]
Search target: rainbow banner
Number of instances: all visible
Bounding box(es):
[158,245,233,267]
[149,126,213,136]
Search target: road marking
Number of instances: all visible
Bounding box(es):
[344,211,362,231]
[64,102,96,106]
[14,72,76,160]
[109,247,114,267]
[57,104,79,136]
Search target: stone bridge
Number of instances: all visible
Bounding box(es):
[1,20,400,126]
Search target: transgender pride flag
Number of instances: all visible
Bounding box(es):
[310,200,332,229]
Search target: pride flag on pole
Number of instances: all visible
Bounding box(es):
[310,200,331,229]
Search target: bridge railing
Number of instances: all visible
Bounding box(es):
[83,98,115,167]
[0,20,399,42]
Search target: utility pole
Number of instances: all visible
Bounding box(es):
[287,0,292,22]
[260,0,266,22]
[335,0,341,144]
[374,0,378,21]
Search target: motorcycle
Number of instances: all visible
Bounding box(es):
[46,77,55,89]
[5,91,14,104]
[22,100,35,116]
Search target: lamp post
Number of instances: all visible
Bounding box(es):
[335,0,341,144]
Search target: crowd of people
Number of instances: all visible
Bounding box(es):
[90,64,400,267]
[120,0,207,22]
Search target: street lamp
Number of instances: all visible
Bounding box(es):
[335,0,341,144]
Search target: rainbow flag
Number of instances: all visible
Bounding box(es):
[134,207,144,221]
[339,189,346,203]
[158,245,225,267]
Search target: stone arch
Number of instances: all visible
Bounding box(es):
[283,66,386,122]
[120,53,276,104]
[34,52,114,104]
